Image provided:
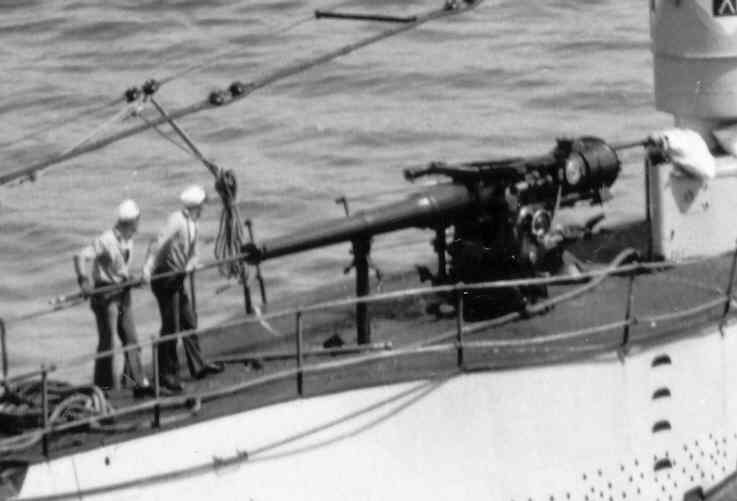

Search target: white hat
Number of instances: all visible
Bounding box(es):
[180,185,207,207]
[117,199,140,221]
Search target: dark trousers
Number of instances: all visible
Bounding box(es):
[151,275,207,381]
[91,287,146,389]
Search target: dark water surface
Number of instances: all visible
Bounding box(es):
[0,0,670,379]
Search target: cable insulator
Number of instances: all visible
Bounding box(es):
[229,81,247,97]
[209,90,227,106]
[142,79,160,96]
[124,87,141,103]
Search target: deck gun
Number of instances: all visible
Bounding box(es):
[404,137,620,317]
[243,137,620,338]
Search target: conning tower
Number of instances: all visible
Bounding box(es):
[652,0,737,140]
[649,0,737,259]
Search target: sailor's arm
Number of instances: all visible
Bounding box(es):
[74,243,97,296]
[142,213,181,282]
[141,242,156,283]
[185,232,199,273]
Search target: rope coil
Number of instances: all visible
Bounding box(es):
[214,168,248,279]
[0,380,112,455]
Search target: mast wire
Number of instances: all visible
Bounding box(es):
[0,0,485,187]
[0,0,347,156]
[0,97,124,151]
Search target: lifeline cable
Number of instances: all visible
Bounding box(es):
[2,239,722,328]
[0,0,484,187]
[1,249,725,381]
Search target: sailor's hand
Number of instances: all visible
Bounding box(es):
[141,269,151,285]
[647,131,668,150]
[185,261,197,274]
[78,277,94,297]
[241,242,262,264]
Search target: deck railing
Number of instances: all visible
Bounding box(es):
[1,245,737,459]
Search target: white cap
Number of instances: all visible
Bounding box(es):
[117,199,140,221]
[180,185,207,207]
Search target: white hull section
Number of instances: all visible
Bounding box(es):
[19,324,737,500]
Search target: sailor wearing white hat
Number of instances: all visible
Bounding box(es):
[180,184,207,207]
[143,185,222,392]
[74,199,153,397]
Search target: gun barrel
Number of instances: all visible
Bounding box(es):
[249,137,621,264]
[256,183,482,261]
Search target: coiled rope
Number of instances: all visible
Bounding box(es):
[214,168,247,278]
[140,93,249,280]
[0,380,112,455]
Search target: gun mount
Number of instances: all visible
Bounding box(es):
[244,137,620,342]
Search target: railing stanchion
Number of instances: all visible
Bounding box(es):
[435,227,447,282]
[151,336,160,428]
[353,238,372,344]
[0,318,7,383]
[720,240,737,333]
[456,288,464,369]
[240,267,254,315]
[296,311,304,396]
[245,219,267,306]
[619,271,636,360]
[645,156,653,261]
[41,364,49,458]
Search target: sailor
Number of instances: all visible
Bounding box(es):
[143,185,223,393]
[74,199,154,397]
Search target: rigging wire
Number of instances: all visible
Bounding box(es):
[0,0,349,158]
[143,94,247,279]
[0,0,485,187]
[157,13,317,87]
[0,100,143,186]
[155,0,362,85]
[59,100,142,157]
[137,112,199,158]
[0,96,125,151]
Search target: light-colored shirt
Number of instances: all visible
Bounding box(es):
[79,228,133,284]
[144,210,199,275]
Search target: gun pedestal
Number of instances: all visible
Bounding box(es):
[434,227,448,282]
[353,238,372,345]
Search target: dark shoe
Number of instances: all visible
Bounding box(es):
[132,385,156,399]
[159,376,184,393]
[195,362,225,379]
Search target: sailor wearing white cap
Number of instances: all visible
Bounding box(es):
[143,185,222,392]
[74,199,153,397]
